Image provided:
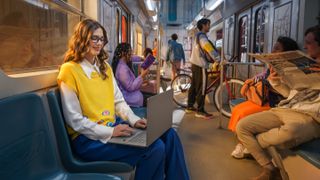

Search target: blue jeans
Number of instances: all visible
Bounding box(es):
[72,119,189,180]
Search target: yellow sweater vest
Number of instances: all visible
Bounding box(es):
[58,61,115,139]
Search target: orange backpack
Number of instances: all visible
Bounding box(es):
[240,78,269,106]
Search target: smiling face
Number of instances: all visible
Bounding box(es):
[87,28,105,58]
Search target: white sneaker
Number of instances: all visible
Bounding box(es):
[231,143,250,159]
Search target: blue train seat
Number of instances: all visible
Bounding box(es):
[46,88,133,176]
[229,98,246,112]
[293,139,320,169]
[0,93,120,180]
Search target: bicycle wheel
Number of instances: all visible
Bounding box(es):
[171,74,192,108]
[213,78,244,117]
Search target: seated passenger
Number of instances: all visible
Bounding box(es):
[144,47,153,59]
[58,19,190,180]
[236,25,320,180]
[229,36,299,159]
[111,43,149,107]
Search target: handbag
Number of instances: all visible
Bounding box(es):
[240,78,269,106]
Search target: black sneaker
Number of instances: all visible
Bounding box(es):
[195,111,213,119]
[185,107,197,113]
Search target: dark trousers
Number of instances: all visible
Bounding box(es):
[72,117,190,180]
[187,64,207,112]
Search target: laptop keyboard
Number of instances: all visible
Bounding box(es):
[127,131,146,144]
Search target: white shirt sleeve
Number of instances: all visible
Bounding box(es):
[112,75,141,126]
[59,82,114,143]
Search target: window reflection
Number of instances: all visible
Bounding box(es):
[238,15,248,62]
[121,15,127,43]
[223,16,234,60]
[137,31,143,56]
[0,0,80,74]
[254,7,266,54]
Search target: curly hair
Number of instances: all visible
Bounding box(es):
[111,43,133,74]
[63,19,109,79]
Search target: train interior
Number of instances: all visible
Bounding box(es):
[0,0,320,179]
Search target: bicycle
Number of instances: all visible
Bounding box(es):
[171,59,244,117]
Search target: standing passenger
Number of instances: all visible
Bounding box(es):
[58,19,190,180]
[236,25,320,180]
[166,33,186,79]
[186,18,220,119]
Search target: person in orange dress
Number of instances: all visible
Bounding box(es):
[229,36,299,159]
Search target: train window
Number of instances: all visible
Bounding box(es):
[253,7,267,54]
[238,15,249,62]
[61,0,81,10]
[223,16,235,60]
[136,30,143,56]
[121,15,127,43]
[168,0,177,21]
[0,0,80,75]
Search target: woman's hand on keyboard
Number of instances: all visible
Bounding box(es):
[112,124,134,137]
[134,118,147,129]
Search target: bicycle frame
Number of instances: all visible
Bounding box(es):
[206,69,235,100]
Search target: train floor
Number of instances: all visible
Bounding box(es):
[176,103,261,180]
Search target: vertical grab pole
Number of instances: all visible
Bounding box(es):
[156,1,161,94]
[218,60,224,129]
[217,21,227,129]
[218,24,225,129]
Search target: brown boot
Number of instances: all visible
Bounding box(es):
[252,167,282,180]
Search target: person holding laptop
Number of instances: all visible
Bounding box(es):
[58,19,189,180]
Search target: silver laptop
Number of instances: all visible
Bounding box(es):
[108,89,174,147]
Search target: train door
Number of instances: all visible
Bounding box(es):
[235,2,269,80]
[237,9,251,64]
[235,8,252,80]
[249,4,269,77]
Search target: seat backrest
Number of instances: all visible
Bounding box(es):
[0,93,61,179]
[46,88,133,173]
[46,88,75,165]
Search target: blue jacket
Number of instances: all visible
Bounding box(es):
[166,40,185,63]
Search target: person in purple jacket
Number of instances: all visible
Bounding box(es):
[111,43,149,107]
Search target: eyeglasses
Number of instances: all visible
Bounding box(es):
[91,35,107,44]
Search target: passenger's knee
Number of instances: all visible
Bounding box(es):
[149,139,165,159]
[282,123,301,140]
[166,128,177,137]
[235,118,247,135]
